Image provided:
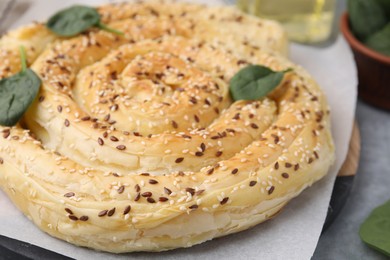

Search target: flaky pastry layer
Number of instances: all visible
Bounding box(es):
[0,0,334,253]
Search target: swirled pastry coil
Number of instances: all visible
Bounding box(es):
[0,1,334,253]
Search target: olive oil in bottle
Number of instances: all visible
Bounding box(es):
[237,0,336,43]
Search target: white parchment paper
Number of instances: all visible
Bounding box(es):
[0,0,357,259]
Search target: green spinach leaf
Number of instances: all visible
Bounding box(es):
[46,5,123,37]
[364,23,390,56]
[348,0,387,41]
[360,200,390,257]
[229,65,291,101]
[0,46,41,126]
[374,0,390,19]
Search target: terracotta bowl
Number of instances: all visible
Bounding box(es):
[340,13,390,110]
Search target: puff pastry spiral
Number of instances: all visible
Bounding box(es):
[0,1,334,253]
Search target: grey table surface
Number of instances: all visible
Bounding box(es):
[1,0,390,259]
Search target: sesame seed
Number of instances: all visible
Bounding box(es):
[107,207,116,216]
[206,168,214,175]
[164,187,172,195]
[98,210,108,217]
[123,205,131,215]
[189,204,198,209]
[231,168,238,174]
[116,145,126,150]
[79,216,89,221]
[215,151,223,157]
[64,119,70,127]
[64,192,75,198]
[57,105,63,113]
[281,173,289,178]
[274,162,279,170]
[195,151,204,157]
[110,136,119,142]
[159,197,169,202]
[175,157,184,163]
[98,138,104,146]
[65,208,73,215]
[118,185,125,194]
[69,215,78,221]
[142,192,152,198]
[249,181,257,187]
[196,189,205,196]
[200,143,206,152]
[147,197,156,203]
[149,179,158,184]
[220,197,229,205]
[268,186,275,195]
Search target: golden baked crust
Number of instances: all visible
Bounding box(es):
[0,1,334,253]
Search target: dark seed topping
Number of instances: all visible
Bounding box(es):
[175,157,184,163]
[107,208,116,217]
[200,143,206,152]
[57,105,63,113]
[134,192,141,201]
[147,197,156,203]
[249,181,257,187]
[215,151,223,157]
[159,197,169,202]
[185,188,195,196]
[194,115,200,122]
[3,131,10,139]
[98,210,108,217]
[206,168,214,175]
[38,96,45,102]
[281,173,289,178]
[308,158,314,164]
[69,215,78,221]
[189,204,198,209]
[172,120,178,129]
[285,163,292,168]
[64,192,75,198]
[98,138,104,146]
[268,186,275,195]
[195,151,204,157]
[220,197,229,205]
[231,168,238,174]
[65,208,73,215]
[141,173,150,176]
[142,192,152,197]
[123,205,131,215]
[233,113,240,120]
[164,187,172,195]
[274,162,279,170]
[118,185,125,194]
[116,145,126,150]
[250,123,259,129]
[314,151,319,159]
[294,164,299,171]
[149,179,158,185]
[0,158,3,164]
[79,216,89,221]
[64,119,70,127]
[135,184,140,192]
[81,116,90,121]
[110,136,119,142]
